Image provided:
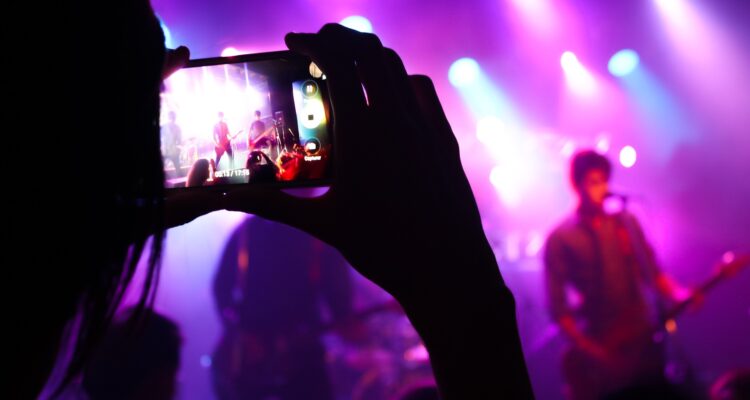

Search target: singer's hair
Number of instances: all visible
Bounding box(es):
[570,150,611,188]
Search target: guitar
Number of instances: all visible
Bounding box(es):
[215,129,243,151]
[562,252,750,398]
[662,252,749,330]
[211,300,403,391]
[247,126,277,150]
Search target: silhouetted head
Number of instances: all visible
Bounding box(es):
[186,158,211,187]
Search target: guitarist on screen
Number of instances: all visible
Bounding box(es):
[248,110,266,148]
[543,150,694,400]
[247,110,280,159]
[213,111,242,169]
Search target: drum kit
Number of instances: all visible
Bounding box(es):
[324,307,436,400]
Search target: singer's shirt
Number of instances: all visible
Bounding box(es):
[544,210,662,339]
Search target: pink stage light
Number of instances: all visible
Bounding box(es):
[561,51,596,96]
[221,47,241,57]
[619,145,637,168]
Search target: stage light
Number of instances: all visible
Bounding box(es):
[158,18,174,48]
[560,51,578,70]
[619,145,637,168]
[608,49,640,77]
[221,47,241,57]
[595,134,610,154]
[476,116,507,144]
[560,140,576,157]
[340,16,373,33]
[560,51,596,95]
[654,0,686,19]
[449,58,481,88]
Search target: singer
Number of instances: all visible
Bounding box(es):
[543,150,690,400]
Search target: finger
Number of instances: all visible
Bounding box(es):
[382,48,421,117]
[286,32,368,167]
[409,74,475,206]
[162,45,190,80]
[409,75,460,154]
[409,75,454,140]
[379,48,430,150]
[316,24,394,110]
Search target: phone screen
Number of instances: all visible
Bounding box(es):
[160,51,332,189]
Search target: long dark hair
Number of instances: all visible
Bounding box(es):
[52,0,168,394]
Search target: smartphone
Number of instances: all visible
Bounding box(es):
[159,51,333,190]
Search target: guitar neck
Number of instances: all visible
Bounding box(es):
[664,254,749,321]
[665,278,715,321]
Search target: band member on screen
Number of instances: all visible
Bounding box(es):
[273,111,300,154]
[213,111,234,169]
[544,150,690,400]
[248,110,266,146]
[161,111,183,177]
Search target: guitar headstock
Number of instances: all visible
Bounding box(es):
[717,251,750,278]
